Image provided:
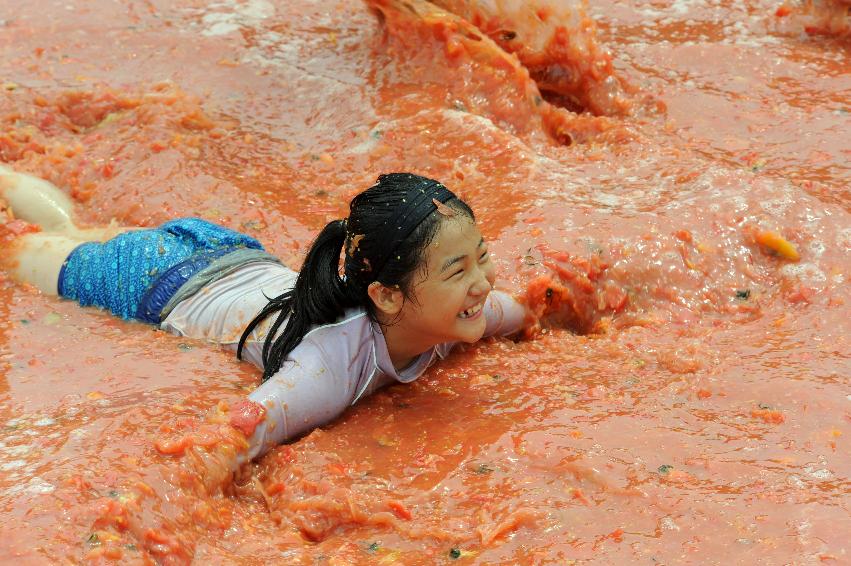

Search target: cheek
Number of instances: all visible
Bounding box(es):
[442,283,468,316]
[484,262,497,285]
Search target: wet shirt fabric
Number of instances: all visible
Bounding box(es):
[161,262,526,460]
[58,218,264,320]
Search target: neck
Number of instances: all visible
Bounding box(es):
[378,317,432,372]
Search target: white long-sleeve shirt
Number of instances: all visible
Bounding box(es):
[161,262,526,459]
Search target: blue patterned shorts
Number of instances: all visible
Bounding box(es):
[58,218,264,321]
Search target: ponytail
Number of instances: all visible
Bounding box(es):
[237,219,357,382]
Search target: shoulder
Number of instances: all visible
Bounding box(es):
[259,309,378,399]
[298,309,376,369]
[303,308,371,342]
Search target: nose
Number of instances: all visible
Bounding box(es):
[469,264,492,296]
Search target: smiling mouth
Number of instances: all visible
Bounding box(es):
[458,302,484,319]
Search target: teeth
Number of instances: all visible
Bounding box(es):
[459,303,483,319]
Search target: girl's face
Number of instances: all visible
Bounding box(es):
[397,216,496,347]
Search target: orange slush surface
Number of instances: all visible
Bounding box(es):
[0,0,849,563]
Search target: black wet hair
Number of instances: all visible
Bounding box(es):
[237,173,474,382]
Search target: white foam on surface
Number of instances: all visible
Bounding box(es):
[780,262,827,284]
[199,0,275,37]
[0,459,27,471]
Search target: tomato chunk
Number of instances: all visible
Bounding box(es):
[229,399,266,437]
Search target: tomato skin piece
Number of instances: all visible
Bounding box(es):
[143,528,181,552]
[193,428,221,448]
[38,112,55,131]
[675,229,693,243]
[3,219,40,237]
[154,436,192,456]
[571,488,590,506]
[229,399,266,437]
[787,284,817,304]
[603,283,628,312]
[388,500,413,520]
[326,462,347,475]
[752,408,785,424]
[92,498,130,531]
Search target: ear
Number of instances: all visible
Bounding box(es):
[367,281,404,316]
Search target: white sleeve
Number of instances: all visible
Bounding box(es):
[482,290,527,338]
[242,337,357,460]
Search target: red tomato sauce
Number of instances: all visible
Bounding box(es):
[0,0,848,563]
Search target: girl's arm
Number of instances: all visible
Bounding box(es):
[233,337,358,462]
[482,289,530,338]
[232,340,357,460]
[153,341,354,484]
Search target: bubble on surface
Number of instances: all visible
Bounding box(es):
[0,459,27,471]
[804,466,833,480]
[2,445,33,457]
[807,239,826,257]
[25,477,55,494]
[760,197,792,216]
[837,228,851,251]
[779,262,826,284]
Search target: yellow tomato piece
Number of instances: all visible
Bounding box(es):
[756,230,800,261]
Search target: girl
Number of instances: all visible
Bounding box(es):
[0,167,529,460]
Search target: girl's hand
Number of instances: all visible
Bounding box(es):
[88,401,263,562]
[153,400,260,490]
[518,245,629,335]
